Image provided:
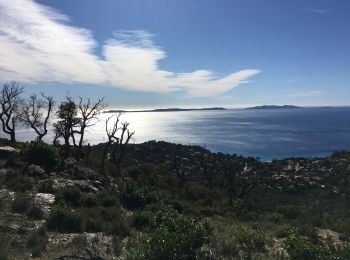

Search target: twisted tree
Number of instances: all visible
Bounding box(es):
[74,97,105,158]
[0,81,23,142]
[21,93,55,140]
[219,154,257,205]
[101,114,134,175]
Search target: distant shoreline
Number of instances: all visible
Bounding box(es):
[246,105,301,110]
[104,107,227,113]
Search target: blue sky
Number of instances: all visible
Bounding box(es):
[0,0,349,108]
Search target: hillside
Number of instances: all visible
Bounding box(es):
[0,139,349,259]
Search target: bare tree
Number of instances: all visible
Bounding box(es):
[74,97,105,158]
[0,81,24,142]
[198,152,217,190]
[101,114,134,175]
[172,144,187,183]
[101,114,121,173]
[111,121,134,174]
[20,93,55,140]
[219,154,257,205]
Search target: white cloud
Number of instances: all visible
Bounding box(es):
[291,90,323,97]
[304,8,329,14]
[0,0,260,97]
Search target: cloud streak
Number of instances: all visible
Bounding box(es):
[0,0,260,97]
[304,8,329,14]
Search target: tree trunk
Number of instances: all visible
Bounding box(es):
[10,132,16,143]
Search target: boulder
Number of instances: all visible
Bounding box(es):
[25,164,45,177]
[34,193,55,214]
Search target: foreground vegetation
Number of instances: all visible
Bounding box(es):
[0,138,349,259]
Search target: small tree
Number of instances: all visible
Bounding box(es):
[101,114,134,175]
[198,152,217,190]
[53,96,80,157]
[111,121,134,174]
[219,154,257,205]
[101,114,121,174]
[0,81,23,142]
[75,97,105,158]
[21,93,55,140]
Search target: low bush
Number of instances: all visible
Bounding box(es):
[98,190,119,207]
[5,170,33,192]
[130,206,209,260]
[184,183,210,201]
[274,225,291,238]
[26,204,44,220]
[26,227,48,257]
[46,207,82,233]
[12,194,31,213]
[80,193,98,208]
[55,186,81,207]
[37,178,55,193]
[284,234,350,260]
[234,226,266,257]
[0,236,10,260]
[210,237,239,259]
[120,183,149,210]
[132,210,154,230]
[23,140,59,170]
[84,216,103,232]
[127,165,143,179]
[276,205,300,220]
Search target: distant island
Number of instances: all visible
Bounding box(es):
[104,107,226,113]
[246,105,301,110]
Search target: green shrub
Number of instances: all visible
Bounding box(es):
[5,170,33,192]
[26,204,44,220]
[105,217,130,237]
[209,237,239,259]
[55,186,81,207]
[98,190,119,207]
[37,178,55,193]
[127,166,143,179]
[132,210,154,230]
[112,236,122,256]
[23,140,59,170]
[274,225,291,238]
[84,217,103,232]
[130,206,209,260]
[184,183,209,201]
[100,207,129,236]
[12,194,31,213]
[284,234,350,260]
[0,236,10,260]
[333,220,350,239]
[26,227,48,257]
[234,226,266,257]
[80,193,98,208]
[232,199,247,216]
[120,183,148,210]
[47,207,82,233]
[276,205,300,220]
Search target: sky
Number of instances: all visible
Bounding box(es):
[0,0,349,109]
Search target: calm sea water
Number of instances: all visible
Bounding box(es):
[7,107,350,160]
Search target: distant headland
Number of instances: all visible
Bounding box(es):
[246,105,301,110]
[104,107,226,113]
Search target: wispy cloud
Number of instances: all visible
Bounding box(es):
[0,0,260,97]
[291,90,323,97]
[304,8,329,14]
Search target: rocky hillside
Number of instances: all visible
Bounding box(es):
[0,140,350,259]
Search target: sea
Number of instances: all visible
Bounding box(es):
[7,107,350,160]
